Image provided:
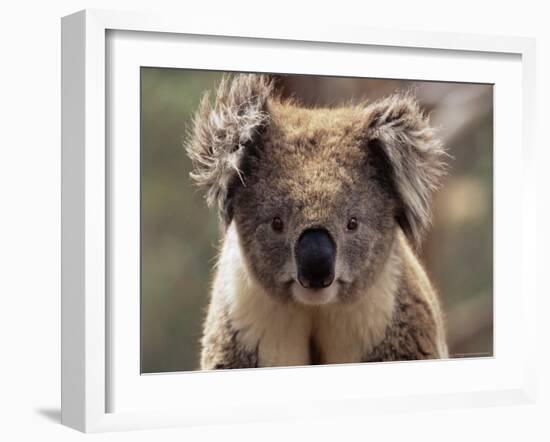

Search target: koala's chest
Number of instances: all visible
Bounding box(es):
[235,303,379,367]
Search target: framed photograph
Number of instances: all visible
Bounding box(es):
[61,9,537,432]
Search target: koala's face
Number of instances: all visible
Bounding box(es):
[233,104,398,305]
[187,74,445,306]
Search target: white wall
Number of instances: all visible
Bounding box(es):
[0,1,547,440]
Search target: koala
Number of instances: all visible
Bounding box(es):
[186,74,448,370]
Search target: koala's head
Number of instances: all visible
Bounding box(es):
[187,74,446,305]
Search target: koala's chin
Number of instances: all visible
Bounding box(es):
[291,281,340,306]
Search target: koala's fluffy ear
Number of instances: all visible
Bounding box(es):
[186,74,273,225]
[365,94,447,248]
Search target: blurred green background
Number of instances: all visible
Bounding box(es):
[141,68,493,373]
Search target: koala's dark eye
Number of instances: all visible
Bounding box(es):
[271,216,284,232]
[347,217,358,231]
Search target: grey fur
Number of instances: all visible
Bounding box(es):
[200,300,259,370]
[366,94,448,247]
[186,74,273,225]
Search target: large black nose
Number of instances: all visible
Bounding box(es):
[296,228,336,290]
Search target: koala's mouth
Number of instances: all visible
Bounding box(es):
[291,280,340,306]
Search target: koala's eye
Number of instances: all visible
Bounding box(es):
[347,217,358,231]
[271,216,284,232]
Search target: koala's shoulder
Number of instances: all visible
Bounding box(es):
[200,300,259,370]
[365,239,443,361]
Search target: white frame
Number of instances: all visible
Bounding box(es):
[61,9,537,433]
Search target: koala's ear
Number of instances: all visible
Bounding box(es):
[365,94,447,248]
[186,74,273,226]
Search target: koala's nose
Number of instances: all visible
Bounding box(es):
[296,228,336,290]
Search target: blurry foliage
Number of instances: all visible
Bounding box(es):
[141,69,222,373]
[141,69,493,373]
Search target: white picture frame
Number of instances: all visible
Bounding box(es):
[61,9,537,433]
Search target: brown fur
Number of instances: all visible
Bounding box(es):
[186,74,448,369]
